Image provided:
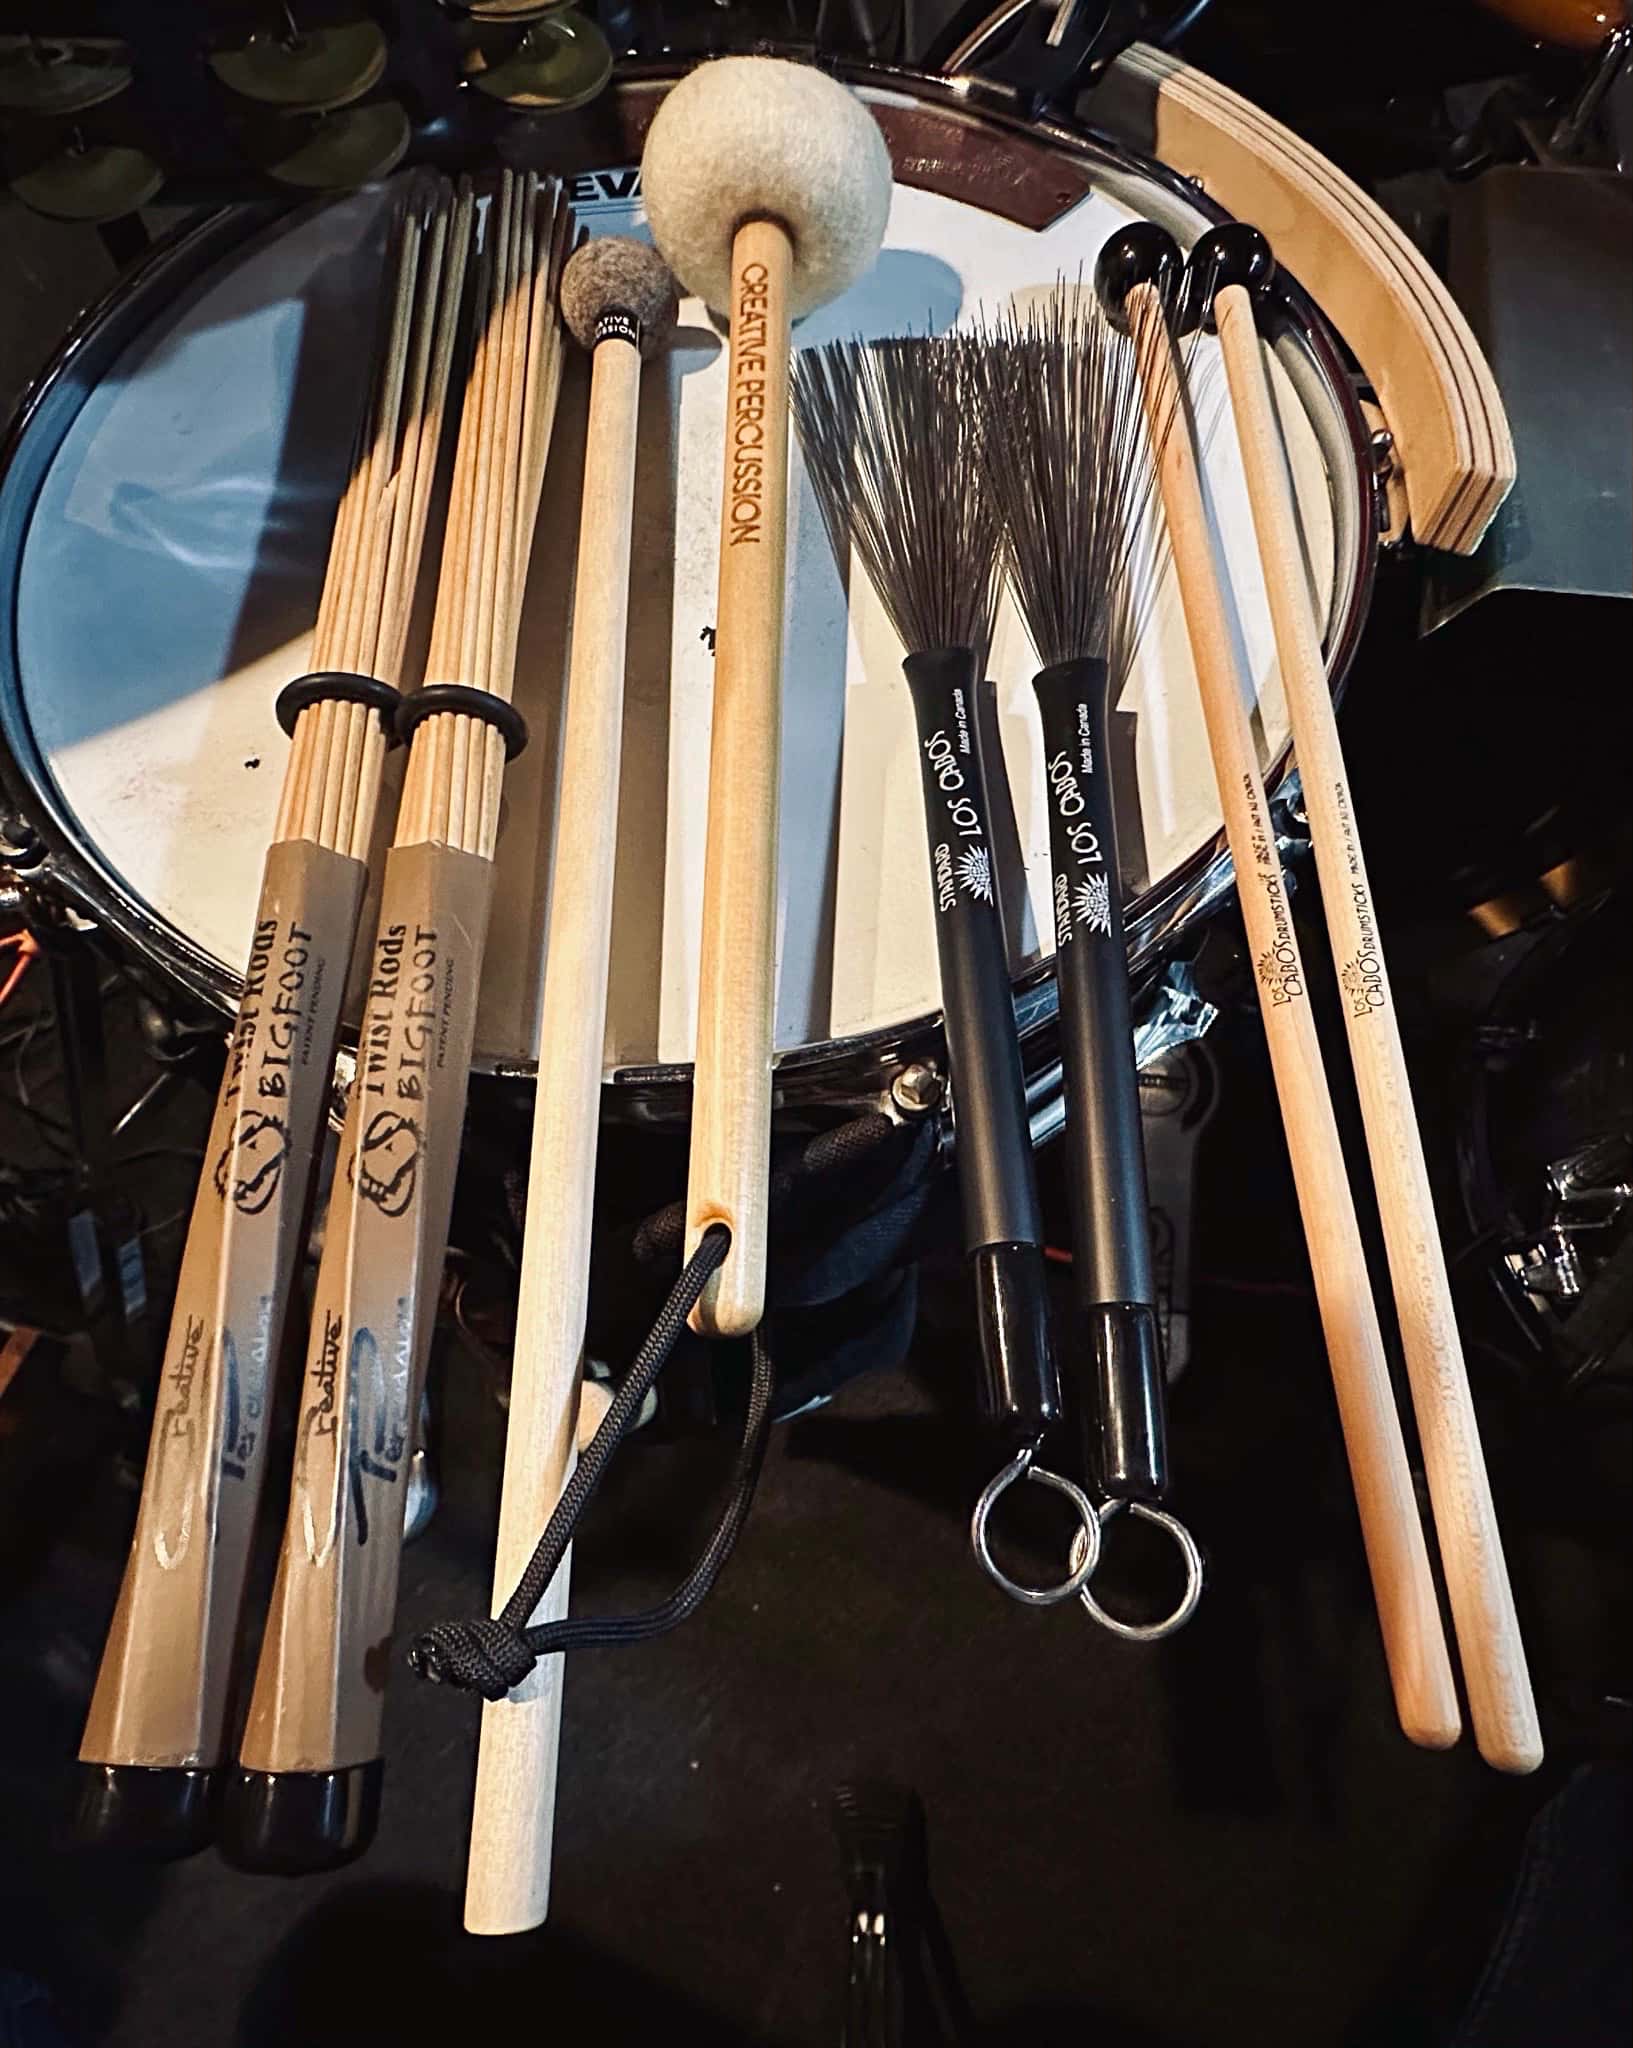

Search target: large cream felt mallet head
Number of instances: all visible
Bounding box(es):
[560,234,680,357]
[640,56,893,321]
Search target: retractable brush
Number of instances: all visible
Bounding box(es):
[793,336,1061,1493]
[976,290,1176,1509]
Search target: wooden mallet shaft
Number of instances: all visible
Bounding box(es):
[684,218,793,1338]
[463,281,652,1937]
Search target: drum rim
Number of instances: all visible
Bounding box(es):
[0,60,1376,1089]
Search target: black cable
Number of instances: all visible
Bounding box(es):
[1153,0,1214,48]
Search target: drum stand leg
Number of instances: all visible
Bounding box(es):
[35,919,141,1387]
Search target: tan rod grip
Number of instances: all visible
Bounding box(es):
[239,839,495,1786]
[81,839,368,1778]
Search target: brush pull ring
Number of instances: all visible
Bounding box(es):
[902,648,1059,1435]
[1032,658,1168,1502]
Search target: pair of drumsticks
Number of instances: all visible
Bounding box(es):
[78,168,574,1866]
[1102,222,1540,1774]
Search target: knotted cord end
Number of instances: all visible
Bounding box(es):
[408,1617,538,1701]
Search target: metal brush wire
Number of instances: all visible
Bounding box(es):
[975,286,1203,1638]
[792,332,1102,1609]
[793,335,1004,662]
[977,289,1165,676]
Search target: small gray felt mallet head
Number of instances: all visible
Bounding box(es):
[559,235,680,357]
[640,56,893,320]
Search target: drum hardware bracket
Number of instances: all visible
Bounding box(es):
[0,812,47,872]
[889,1060,944,1118]
[1359,404,1409,547]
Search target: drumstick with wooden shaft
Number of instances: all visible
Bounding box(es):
[222,172,573,1875]
[640,56,892,1338]
[76,174,474,1859]
[1188,223,1541,1773]
[1097,225,1461,1751]
[461,237,680,1938]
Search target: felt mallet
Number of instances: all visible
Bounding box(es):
[640,56,892,1338]
[461,235,680,1936]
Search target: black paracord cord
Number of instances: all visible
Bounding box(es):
[410,1225,776,1701]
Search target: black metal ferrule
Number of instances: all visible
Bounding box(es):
[972,1243,1061,1434]
[593,306,640,350]
[74,1762,217,1861]
[1033,658,1168,1498]
[219,1762,383,1876]
[901,647,1059,1432]
[1085,1303,1168,1501]
[395,684,529,761]
[275,670,402,742]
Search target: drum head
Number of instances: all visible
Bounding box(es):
[0,71,1370,1090]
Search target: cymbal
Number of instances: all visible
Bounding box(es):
[9,141,163,222]
[0,38,132,117]
[247,99,412,189]
[459,3,577,20]
[465,9,612,110]
[209,22,387,112]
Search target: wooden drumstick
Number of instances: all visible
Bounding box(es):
[640,57,892,1338]
[76,175,473,1858]
[222,174,573,1875]
[1192,225,1541,1774]
[1098,227,1461,1751]
[461,238,680,1938]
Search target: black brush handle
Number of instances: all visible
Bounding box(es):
[903,649,1059,1437]
[1033,658,1168,1501]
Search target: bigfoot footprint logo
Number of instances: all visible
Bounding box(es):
[354,1109,423,1217]
[213,1110,290,1216]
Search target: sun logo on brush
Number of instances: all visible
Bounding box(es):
[955,845,994,904]
[1072,874,1112,936]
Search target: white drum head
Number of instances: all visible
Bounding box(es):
[9,120,1354,1080]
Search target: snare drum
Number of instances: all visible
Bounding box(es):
[0,63,1375,1126]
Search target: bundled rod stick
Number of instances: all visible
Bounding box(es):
[463,239,680,1937]
[1099,226,1460,1750]
[1196,226,1540,1773]
[77,176,472,1860]
[226,174,572,1877]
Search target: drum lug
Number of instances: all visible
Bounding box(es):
[0,809,46,875]
[1359,396,1409,547]
[889,1059,944,1118]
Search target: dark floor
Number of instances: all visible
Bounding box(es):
[4,793,1628,2044]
